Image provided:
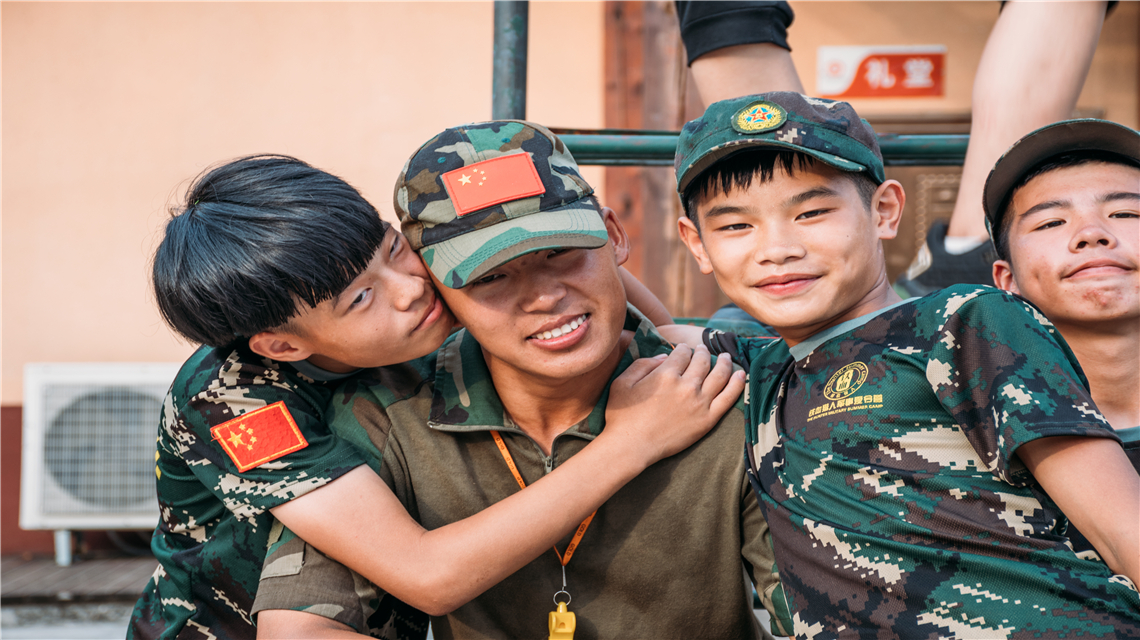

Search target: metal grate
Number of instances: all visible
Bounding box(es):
[911,172,962,255]
[39,384,164,516]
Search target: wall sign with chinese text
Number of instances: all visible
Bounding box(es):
[817,46,945,98]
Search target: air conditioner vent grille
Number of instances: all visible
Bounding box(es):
[21,362,180,531]
[43,385,164,513]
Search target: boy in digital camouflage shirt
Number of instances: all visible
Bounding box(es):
[134,155,734,639]
[986,118,1140,555]
[662,92,1140,638]
[134,155,441,640]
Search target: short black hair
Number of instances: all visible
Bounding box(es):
[152,155,388,347]
[681,149,879,230]
[994,150,1140,262]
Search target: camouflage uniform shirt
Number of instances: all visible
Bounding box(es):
[129,344,367,640]
[253,306,793,639]
[705,285,1140,639]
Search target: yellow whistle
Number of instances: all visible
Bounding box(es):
[548,601,576,640]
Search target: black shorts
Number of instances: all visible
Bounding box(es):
[675,1,795,65]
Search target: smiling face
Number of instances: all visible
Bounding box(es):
[431,208,631,386]
[993,161,1140,330]
[274,226,457,372]
[679,163,904,345]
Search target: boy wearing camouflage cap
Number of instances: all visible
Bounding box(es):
[664,92,1140,637]
[253,120,791,639]
[136,155,735,639]
[986,118,1140,554]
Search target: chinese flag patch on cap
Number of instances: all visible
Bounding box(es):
[210,401,308,472]
[442,153,546,216]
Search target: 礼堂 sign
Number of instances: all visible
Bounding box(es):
[817,46,945,98]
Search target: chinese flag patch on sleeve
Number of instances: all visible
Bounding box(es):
[441,153,546,216]
[210,401,309,472]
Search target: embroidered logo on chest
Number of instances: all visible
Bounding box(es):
[809,361,883,422]
[824,362,868,400]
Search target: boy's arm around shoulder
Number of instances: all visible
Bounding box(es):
[658,324,779,372]
[658,323,705,347]
[266,346,745,617]
[620,266,673,326]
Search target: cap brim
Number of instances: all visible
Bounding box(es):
[679,139,870,194]
[422,200,609,289]
[983,119,1140,232]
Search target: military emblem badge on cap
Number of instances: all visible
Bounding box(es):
[982,118,1140,237]
[395,120,608,289]
[674,91,886,194]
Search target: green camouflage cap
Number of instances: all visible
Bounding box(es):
[395,120,607,289]
[675,92,885,194]
[982,118,1140,238]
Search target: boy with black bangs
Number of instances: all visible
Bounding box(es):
[663,93,1140,637]
[133,155,737,638]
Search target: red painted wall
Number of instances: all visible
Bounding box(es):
[2,406,55,555]
[1,406,122,557]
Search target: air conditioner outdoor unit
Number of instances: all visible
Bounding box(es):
[20,362,181,565]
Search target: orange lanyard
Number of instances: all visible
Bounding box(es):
[490,430,595,567]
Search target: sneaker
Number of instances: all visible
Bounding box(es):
[894,220,998,298]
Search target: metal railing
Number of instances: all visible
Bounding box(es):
[492,0,969,168]
[557,130,969,167]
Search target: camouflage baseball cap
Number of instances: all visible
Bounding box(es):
[982,118,1140,237]
[395,120,607,289]
[675,92,885,194]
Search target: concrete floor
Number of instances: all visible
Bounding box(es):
[0,607,771,640]
[0,553,776,639]
[1,555,152,640]
[2,602,133,639]
[2,606,776,639]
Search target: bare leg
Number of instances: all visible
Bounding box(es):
[690,42,805,107]
[948,1,1107,241]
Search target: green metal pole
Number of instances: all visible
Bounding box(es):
[560,132,970,167]
[492,1,528,120]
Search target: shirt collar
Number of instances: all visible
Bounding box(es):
[427,303,669,435]
[788,298,912,361]
[287,358,361,382]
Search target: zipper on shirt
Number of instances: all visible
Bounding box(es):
[521,436,556,475]
[446,422,593,478]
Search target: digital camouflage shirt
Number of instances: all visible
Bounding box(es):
[129,345,368,640]
[705,285,1140,639]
